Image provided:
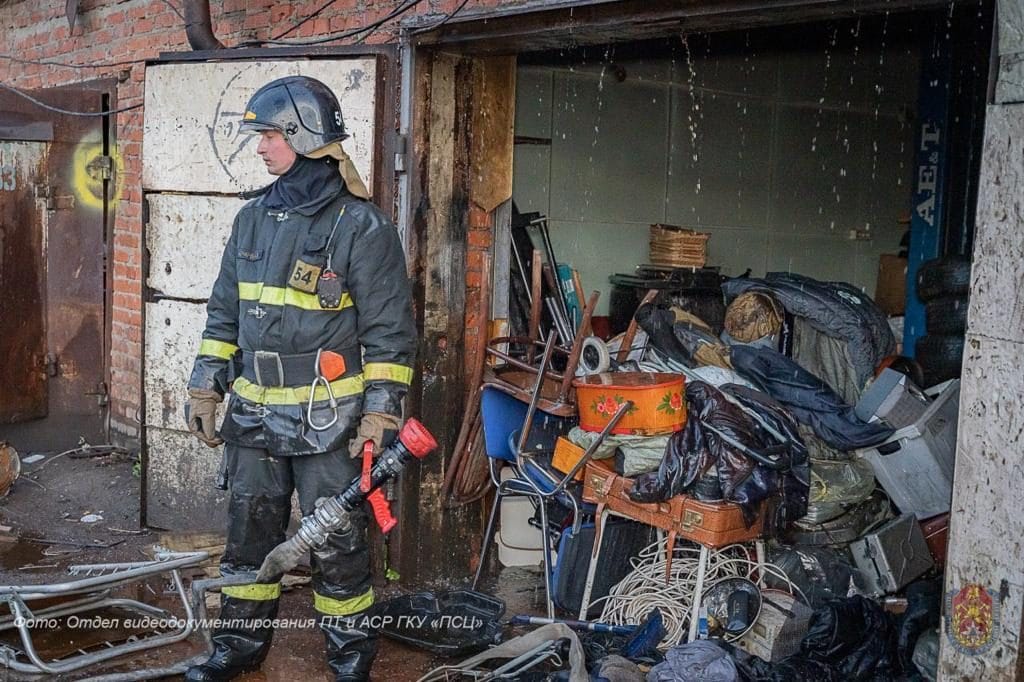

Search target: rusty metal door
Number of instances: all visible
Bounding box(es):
[0,83,113,450]
[0,141,48,424]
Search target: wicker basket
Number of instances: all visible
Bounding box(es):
[648,224,710,268]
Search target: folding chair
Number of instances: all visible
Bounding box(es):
[472,333,632,617]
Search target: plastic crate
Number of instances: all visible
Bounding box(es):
[855,379,960,519]
[854,368,930,429]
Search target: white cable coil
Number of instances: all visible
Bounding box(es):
[595,540,805,650]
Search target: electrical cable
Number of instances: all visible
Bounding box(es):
[239,0,426,47]
[0,82,142,116]
[272,0,339,40]
[158,0,184,21]
[596,540,803,650]
[411,0,471,33]
[0,53,141,69]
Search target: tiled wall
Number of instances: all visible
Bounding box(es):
[513,28,920,315]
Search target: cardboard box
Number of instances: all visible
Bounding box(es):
[875,255,907,315]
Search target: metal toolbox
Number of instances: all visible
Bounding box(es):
[850,513,935,596]
[735,590,813,662]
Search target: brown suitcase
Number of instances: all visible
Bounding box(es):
[919,512,949,567]
[582,464,764,548]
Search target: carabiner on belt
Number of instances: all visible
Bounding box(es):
[307,348,340,431]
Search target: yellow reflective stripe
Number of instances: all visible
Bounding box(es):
[364,363,414,385]
[238,281,263,299]
[222,583,281,601]
[313,588,374,616]
[198,338,239,360]
[238,281,353,311]
[232,374,364,405]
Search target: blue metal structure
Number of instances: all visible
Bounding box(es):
[904,20,952,356]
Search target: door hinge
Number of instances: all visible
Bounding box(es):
[85,381,109,407]
[394,134,407,173]
[42,353,59,377]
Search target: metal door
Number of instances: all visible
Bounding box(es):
[0,141,48,424]
[0,83,113,450]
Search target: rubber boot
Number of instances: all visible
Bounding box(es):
[185,595,278,681]
[320,614,379,682]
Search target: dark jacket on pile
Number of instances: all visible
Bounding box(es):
[730,345,892,451]
[722,272,895,391]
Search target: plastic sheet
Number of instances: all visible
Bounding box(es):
[646,641,740,682]
[897,579,942,674]
[567,427,670,477]
[628,381,809,534]
[767,546,863,610]
[912,629,939,682]
[800,458,877,525]
[799,596,899,679]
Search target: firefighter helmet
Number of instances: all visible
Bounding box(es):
[239,76,348,155]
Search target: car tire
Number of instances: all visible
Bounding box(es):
[916,257,971,301]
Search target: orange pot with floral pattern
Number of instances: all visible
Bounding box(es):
[574,372,686,436]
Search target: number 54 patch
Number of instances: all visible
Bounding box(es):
[289,259,323,293]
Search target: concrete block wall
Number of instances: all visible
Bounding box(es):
[0,0,515,447]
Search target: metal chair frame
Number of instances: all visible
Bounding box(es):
[473,333,632,617]
[0,551,208,675]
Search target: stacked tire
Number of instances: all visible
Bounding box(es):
[914,257,972,387]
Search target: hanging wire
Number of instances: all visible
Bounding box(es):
[158,0,184,21]
[272,0,340,40]
[239,0,426,47]
[0,53,141,69]
[412,0,471,33]
[0,82,142,116]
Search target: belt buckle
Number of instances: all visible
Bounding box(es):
[253,351,285,387]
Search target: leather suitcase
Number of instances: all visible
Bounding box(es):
[582,464,764,548]
[919,512,949,567]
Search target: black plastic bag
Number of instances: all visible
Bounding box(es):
[728,645,839,682]
[800,596,899,680]
[629,381,808,535]
[897,579,942,674]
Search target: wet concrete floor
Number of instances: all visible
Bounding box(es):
[0,564,548,680]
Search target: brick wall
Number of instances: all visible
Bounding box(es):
[0,0,519,446]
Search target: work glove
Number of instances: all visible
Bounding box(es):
[186,388,224,447]
[348,412,401,458]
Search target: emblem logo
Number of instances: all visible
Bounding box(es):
[946,583,1000,655]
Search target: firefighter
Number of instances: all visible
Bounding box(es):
[183,75,416,681]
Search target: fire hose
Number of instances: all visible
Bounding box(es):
[256,418,438,581]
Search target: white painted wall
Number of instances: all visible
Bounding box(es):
[513,36,919,315]
[141,58,379,530]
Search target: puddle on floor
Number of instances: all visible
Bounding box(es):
[0,537,46,570]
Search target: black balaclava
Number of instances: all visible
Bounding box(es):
[262,155,343,215]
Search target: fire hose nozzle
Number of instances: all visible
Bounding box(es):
[256,418,437,581]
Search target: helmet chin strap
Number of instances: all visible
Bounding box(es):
[305,141,371,200]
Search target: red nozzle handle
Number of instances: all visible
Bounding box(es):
[397,418,438,459]
[367,488,397,533]
[360,440,373,493]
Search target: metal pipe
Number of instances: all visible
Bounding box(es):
[182,0,225,51]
